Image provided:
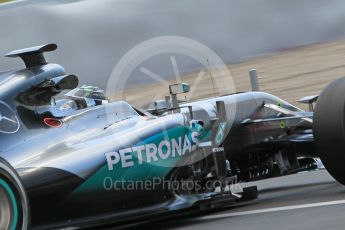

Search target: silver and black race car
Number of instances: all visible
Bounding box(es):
[0,44,344,229]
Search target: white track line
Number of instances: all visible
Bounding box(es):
[200,200,345,220]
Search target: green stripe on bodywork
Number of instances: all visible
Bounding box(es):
[74,125,204,194]
[0,179,18,230]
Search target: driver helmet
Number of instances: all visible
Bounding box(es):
[65,85,109,109]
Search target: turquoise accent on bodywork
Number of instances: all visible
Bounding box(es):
[215,122,227,145]
[0,179,18,230]
[182,83,190,93]
[74,125,204,194]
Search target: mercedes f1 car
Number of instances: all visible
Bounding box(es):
[0,44,344,229]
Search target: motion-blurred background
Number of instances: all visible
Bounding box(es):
[1,0,345,107]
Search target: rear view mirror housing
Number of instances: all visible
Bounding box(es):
[169,83,190,95]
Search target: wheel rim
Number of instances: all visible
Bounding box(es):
[0,179,18,230]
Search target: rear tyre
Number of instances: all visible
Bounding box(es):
[0,158,30,230]
[314,77,345,185]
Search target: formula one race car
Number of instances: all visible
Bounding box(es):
[0,44,344,229]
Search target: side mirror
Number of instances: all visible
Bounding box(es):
[169,82,190,95]
[298,95,318,112]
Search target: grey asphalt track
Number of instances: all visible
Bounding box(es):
[133,170,345,230]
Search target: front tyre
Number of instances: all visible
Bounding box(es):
[314,77,345,185]
[0,158,30,230]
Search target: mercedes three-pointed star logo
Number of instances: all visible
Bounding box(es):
[0,101,20,134]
